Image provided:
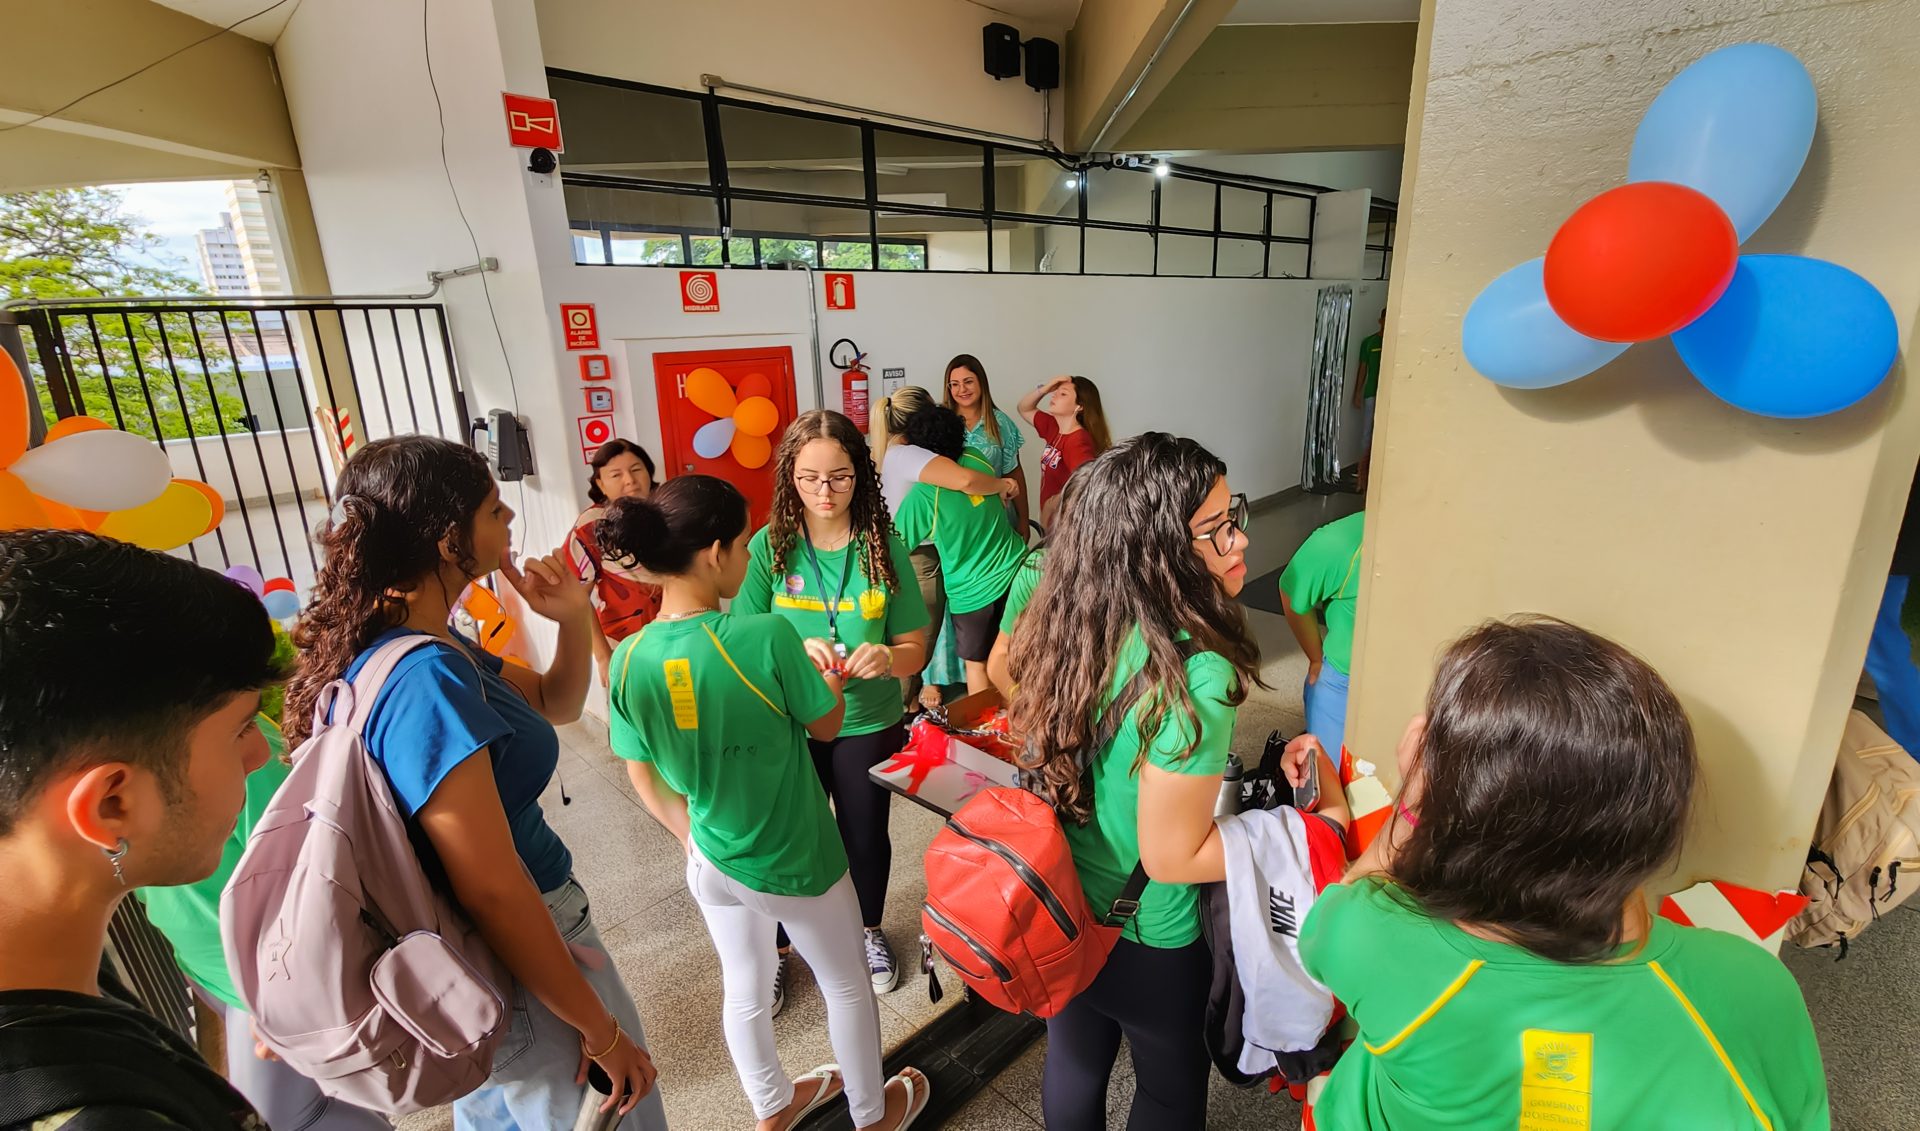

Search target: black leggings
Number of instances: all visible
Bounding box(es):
[1042,937,1212,1131]
[776,722,905,948]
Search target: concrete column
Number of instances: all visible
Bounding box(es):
[1351,0,1920,893]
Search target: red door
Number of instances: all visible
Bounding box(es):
[653,346,798,528]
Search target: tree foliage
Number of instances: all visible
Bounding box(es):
[1,187,248,442]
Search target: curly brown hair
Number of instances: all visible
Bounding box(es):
[767,410,897,591]
[1009,432,1262,824]
[283,436,495,744]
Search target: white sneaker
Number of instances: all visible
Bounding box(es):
[865,927,901,994]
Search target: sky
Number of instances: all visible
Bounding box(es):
[106,179,236,277]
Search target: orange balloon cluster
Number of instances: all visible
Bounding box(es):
[685,366,782,470]
[0,350,224,549]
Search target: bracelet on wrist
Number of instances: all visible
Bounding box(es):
[582,1017,622,1060]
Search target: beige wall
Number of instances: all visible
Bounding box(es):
[0,0,299,189]
[1064,0,1236,150]
[1355,0,1920,895]
[1120,23,1415,153]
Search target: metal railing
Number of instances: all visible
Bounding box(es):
[3,299,469,584]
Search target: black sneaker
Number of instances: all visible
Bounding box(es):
[772,949,792,1018]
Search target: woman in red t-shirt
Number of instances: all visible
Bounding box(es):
[566,438,664,685]
[1018,375,1112,529]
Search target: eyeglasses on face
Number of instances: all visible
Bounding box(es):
[1191,492,1250,556]
[795,473,856,495]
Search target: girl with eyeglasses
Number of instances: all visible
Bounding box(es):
[1009,433,1257,1131]
[735,411,931,1009]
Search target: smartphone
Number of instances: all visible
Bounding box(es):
[1290,750,1321,812]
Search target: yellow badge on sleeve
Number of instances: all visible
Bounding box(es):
[664,658,698,730]
[1519,1029,1592,1130]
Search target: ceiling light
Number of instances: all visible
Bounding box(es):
[1065,174,1080,187]
[1155,160,1172,178]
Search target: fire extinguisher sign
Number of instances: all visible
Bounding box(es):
[825,272,855,311]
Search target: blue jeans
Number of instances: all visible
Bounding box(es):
[1866,574,1920,757]
[454,878,669,1131]
[1304,661,1351,769]
[191,984,391,1131]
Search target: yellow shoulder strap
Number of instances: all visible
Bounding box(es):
[1364,959,1484,1055]
[700,623,784,716]
[1648,961,1775,1131]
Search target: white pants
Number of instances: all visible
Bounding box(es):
[686,844,887,1126]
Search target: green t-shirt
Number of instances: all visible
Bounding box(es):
[734,527,929,737]
[137,714,288,1009]
[1359,331,1384,399]
[609,611,848,897]
[893,450,1027,615]
[1063,631,1238,949]
[1279,510,1364,675]
[1299,879,1831,1131]
[998,549,1046,635]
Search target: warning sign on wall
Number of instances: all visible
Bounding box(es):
[503,93,564,152]
[560,304,599,350]
[825,272,856,310]
[578,414,616,459]
[681,271,720,313]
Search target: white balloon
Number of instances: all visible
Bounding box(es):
[13,429,172,511]
[692,417,736,460]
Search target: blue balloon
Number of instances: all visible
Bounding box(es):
[1629,43,1816,242]
[1463,258,1631,389]
[261,589,302,620]
[1673,255,1897,418]
[691,417,736,459]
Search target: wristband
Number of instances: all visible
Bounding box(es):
[583,1017,621,1059]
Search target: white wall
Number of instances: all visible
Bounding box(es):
[165,430,326,507]
[1188,149,1406,201]
[535,0,1069,146]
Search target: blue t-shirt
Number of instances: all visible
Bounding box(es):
[344,628,572,893]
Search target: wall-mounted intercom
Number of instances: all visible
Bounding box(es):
[471,409,535,481]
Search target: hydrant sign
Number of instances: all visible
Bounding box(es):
[681,271,720,313]
[825,272,856,310]
[560,304,598,350]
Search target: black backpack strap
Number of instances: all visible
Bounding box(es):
[1106,863,1151,925]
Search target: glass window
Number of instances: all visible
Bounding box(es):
[880,242,928,270]
[551,77,711,184]
[1364,248,1389,280]
[571,229,608,265]
[922,224,993,271]
[1085,166,1154,226]
[1156,234,1213,277]
[719,104,864,199]
[1218,238,1266,278]
[731,197,871,265]
[1270,242,1310,279]
[690,235,756,265]
[993,149,1077,220]
[609,232,686,265]
[1083,228,1154,275]
[756,238,819,267]
[1158,176,1216,232]
[1220,187,1265,235]
[822,240,875,268]
[1271,195,1313,240]
[992,220,1079,274]
[565,183,719,236]
[876,130,985,211]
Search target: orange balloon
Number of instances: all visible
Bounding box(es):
[37,500,90,530]
[44,416,112,443]
[734,395,779,438]
[0,350,27,467]
[180,479,227,535]
[94,480,214,550]
[737,371,774,402]
[731,430,772,470]
[0,471,49,530]
[684,367,737,419]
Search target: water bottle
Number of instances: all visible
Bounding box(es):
[574,1064,624,1131]
[1216,752,1245,817]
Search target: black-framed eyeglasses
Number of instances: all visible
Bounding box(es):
[795,473,856,495]
[1192,493,1249,557]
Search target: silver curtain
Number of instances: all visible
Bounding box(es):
[1302,284,1354,492]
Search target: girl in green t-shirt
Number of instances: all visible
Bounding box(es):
[599,477,930,1131]
[735,410,931,1007]
[1299,617,1830,1131]
[1008,432,1263,1131]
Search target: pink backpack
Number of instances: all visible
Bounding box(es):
[221,636,510,1115]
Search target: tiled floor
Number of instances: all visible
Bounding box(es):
[395,489,1920,1129]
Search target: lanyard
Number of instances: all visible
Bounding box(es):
[801,533,856,645]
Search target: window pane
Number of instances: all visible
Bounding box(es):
[1271,242,1310,279]
[1364,248,1389,280]
[609,232,685,265]
[1220,187,1265,235]
[1271,195,1312,240]
[875,130,985,211]
[992,220,1079,273]
[880,242,928,270]
[1157,233,1213,276]
[822,240,874,268]
[1218,238,1266,278]
[925,225,992,271]
[1158,176,1215,232]
[1083,228,1153,275]
[551,77,710,185]
[1085,166,1154,225]
[571,229,608,265]
[719,104,864,199]
[690,236,756,265]
[731,198,870,264]
[993,149,1077,220]
[564,183,719,236]
[757,239,818,266]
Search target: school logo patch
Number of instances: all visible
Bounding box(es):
[859,588,887,620]
[1519,1029,1592,1131]
[664,658,698,730]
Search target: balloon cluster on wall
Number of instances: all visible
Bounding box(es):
[0,348,227,547]
[224,564,302,620]
[1464,43,1900,418]
[686,367,781,470]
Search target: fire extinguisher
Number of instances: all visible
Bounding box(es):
[831,338,871,432]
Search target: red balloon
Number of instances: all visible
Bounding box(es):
[1544,182,1738,343]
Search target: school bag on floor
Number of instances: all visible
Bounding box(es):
[1788,709,1920,956]
[221,636,510,1115]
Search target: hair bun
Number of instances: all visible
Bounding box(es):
[597,496,669,571]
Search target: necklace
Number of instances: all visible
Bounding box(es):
[656,607,718,622]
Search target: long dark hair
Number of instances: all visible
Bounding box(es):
[587,438,657,505]
[1390,617,1697,963]
[1069,376,1113,454]
[1009,433,1261,822]
[286,436,495,743]
[942,354,1001,447]
[597,475,748,577]
[766,411,897,590]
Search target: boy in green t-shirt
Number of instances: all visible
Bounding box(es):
[1279,509,1363,766]
[1352,308,1385,491]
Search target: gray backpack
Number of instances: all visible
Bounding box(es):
[221,636,510,1115]
[1788,709,1920,956]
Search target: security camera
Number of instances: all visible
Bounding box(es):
[528,147,558,175]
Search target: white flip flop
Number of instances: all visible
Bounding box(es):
[783,1064,845,1127]
[882,1067,931,1131]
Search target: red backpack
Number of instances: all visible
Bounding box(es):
[921,786,1146,1018]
